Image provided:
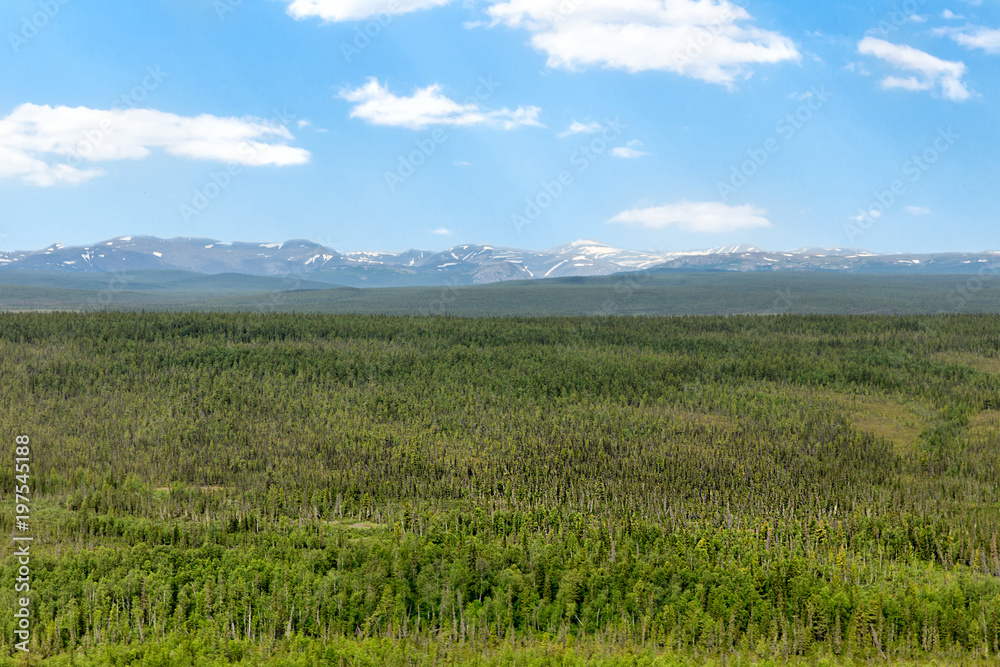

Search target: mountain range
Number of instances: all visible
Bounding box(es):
[1,236,998,288]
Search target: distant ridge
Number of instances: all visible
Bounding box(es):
[0,236,997,287]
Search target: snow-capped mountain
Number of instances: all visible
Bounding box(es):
[0,236,683,284]
[0,236,997,287]
[0,237,343,275]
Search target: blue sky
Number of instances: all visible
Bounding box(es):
[0,0,996,254]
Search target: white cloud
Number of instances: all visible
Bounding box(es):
[941,10,965,20]
[285,0,453,22]
[612,140,651,158]
[557,119,602,137]
[857,37,971,101]
[934,25,1000,54]
[484,0,799,85]
[851,208,882,222]
[431,227,452,235]
[904,205,932,215]
[881,75,930,91]
[0,104,309,186]
[612,147,650,158]
[608,201,771,233]
[454,160,473,167]
[339,78,542,130]
[26,164,106,187]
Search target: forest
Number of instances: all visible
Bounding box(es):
[1,312,999,665]
[2,270,1000,316]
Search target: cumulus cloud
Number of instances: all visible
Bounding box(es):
[904,206,932,215]
[857,37,971,101]
[285,0,454,22]
[941,10,965,20]
[431,227,452,235]
[339,78,542,130]
[557,120,603,137]
[285,1,798,85]
[484,0,799,85]
[933,25,1000,54]
[0,104,309,186]
[608,201,771,233]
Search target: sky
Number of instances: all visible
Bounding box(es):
[0,0,997,255]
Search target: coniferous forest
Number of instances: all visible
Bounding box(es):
[2,312,1000,665]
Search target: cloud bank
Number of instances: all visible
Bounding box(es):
[0,104,309,186]
[486,0,800,85]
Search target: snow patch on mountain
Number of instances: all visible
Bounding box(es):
[0,237,995,285]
